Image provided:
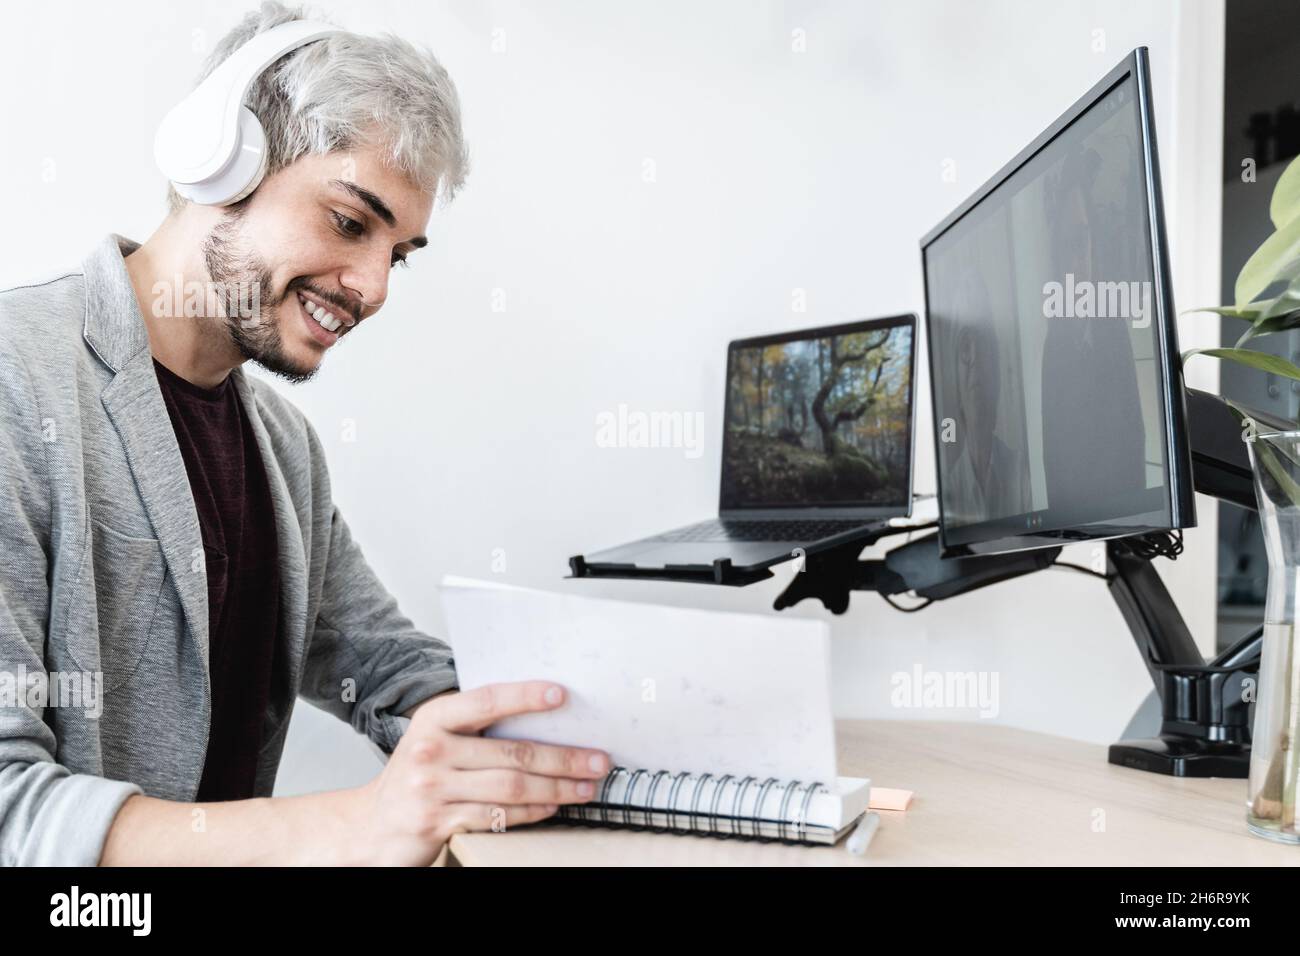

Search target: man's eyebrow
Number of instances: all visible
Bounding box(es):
[329,179,428,250]
[329,179,396,226]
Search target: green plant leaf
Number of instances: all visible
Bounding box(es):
[1255,437,1300,510]
[1255,288,1300,320]
[1224,399,1300,510]
[1223,398,1257,435]
[1190,291,1300,326]
[1238,309,1300,346]
[1272,155,1300,229]
[1225,290,1300,344]
[1184,303,1268,321]
[1235,215,1300,307]
[1183,347,1300,382]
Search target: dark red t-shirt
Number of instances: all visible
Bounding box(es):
[153,357,281,802]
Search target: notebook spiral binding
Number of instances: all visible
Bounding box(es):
[554,767,830,844]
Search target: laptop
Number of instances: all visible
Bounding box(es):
[581,314,917,574]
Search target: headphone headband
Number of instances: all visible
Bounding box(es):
[155,20,341,205]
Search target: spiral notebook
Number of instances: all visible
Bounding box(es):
[440,576,872,845]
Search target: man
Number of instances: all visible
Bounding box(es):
[0,2,607,866]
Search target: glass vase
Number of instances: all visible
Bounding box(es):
[1245,428,1300,844]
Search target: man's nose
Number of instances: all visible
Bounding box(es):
[340,254,390,315]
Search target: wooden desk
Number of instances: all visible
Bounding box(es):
[447,719,1300,866]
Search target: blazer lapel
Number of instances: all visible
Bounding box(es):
[100,358,212,671]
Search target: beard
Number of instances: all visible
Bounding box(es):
[201,213,320,385]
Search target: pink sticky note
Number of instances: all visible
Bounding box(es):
[869,787,914,811]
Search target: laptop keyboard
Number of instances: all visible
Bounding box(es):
[651,518,878,543]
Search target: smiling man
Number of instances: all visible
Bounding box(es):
[130,152,433,387]
[0,2,608,867]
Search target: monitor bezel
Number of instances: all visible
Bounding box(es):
[718,313,918,518]
[919,46,1195,557]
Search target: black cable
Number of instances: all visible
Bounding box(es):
[1050,529,1184,581]
[880,593,933,613]
[1111,529,1184,562]
[1050,561,1112,581]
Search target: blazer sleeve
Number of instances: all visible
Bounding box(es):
[295,424,458,754]
[0,345,142,866]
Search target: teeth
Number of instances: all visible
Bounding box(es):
[300,293,342,333]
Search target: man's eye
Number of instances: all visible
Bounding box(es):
[331,211,364,237]
[391,255,410,270]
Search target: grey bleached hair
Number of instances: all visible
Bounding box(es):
[165,0,468,214]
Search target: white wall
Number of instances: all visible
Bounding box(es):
[0,0,1224,795]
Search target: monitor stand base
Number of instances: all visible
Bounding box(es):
[1108,736,1250,778]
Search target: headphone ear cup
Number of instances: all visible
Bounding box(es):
[156,21,338,207]
[220,107,269,205]
[172,106,269,206]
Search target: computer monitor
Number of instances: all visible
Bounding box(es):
[921,47,1195,557]
[719,315,916,514]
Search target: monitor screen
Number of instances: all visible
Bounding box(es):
[719,316,915,512]
[921,49,1193,555]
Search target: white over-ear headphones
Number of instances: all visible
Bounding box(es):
[154,20,341,206]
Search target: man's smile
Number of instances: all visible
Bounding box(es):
[296,290,343,346]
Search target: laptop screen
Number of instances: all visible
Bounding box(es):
[719,315,916,513]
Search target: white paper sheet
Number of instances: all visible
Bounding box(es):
[439,576,838,782]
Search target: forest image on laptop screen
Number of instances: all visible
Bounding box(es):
[721,324,913,509]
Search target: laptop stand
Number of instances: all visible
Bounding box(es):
[567,553,775,587]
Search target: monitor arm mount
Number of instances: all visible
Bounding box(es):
[774,389,1287,778]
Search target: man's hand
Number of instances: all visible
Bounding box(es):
[401,687,457,721]
[99,682,605,867]
[349,681,609,865]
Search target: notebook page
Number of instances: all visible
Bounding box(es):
[440,576,838,782]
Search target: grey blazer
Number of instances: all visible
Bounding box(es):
[0,234,458,865]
